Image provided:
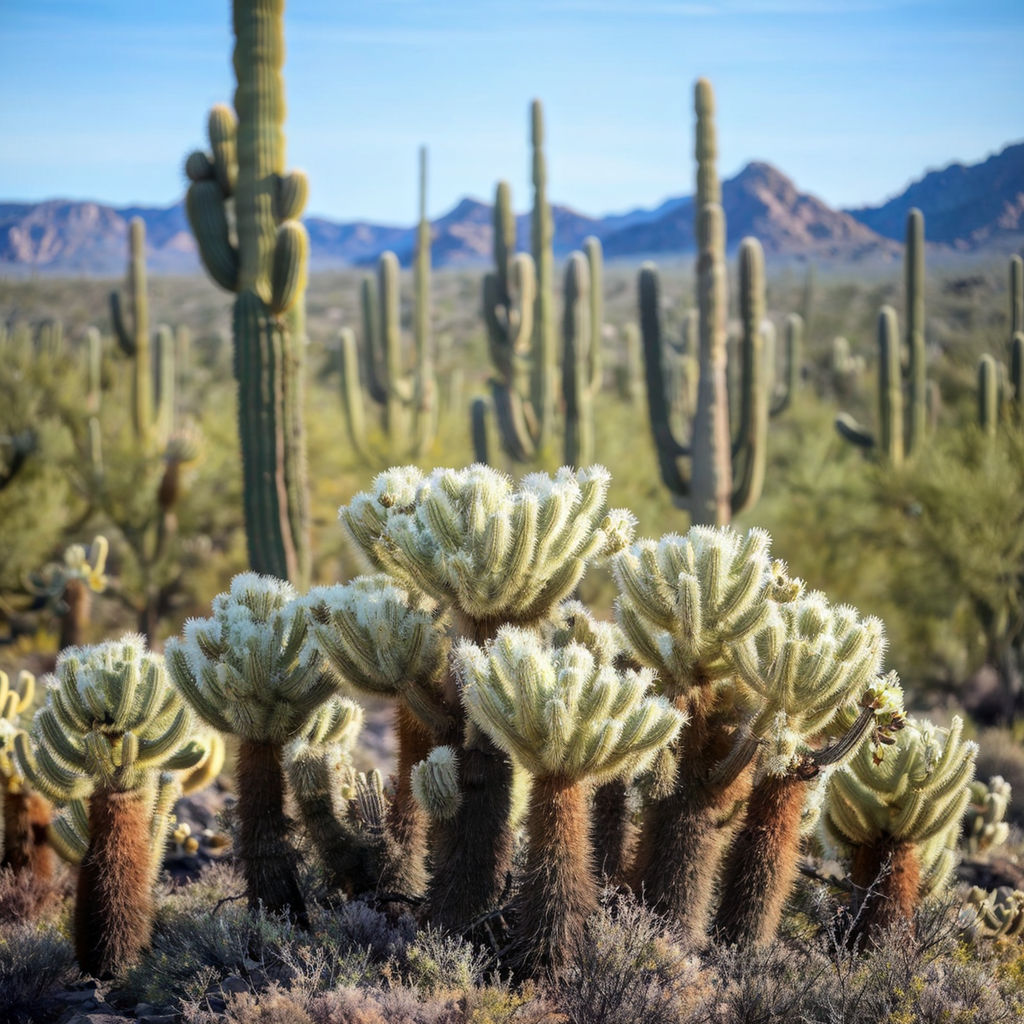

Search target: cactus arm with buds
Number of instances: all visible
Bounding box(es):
[165,573,339,926]
[459,628,685,976]
[14,636,203,976]
[823,716,977,948]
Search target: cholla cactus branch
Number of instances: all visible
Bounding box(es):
[823,716,977,947]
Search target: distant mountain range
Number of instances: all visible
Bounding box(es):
[2,142,1021,275]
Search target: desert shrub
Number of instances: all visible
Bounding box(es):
[0,922,78,1021]
[557,893,707,1024]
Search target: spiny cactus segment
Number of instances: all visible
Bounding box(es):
[823,715,977,947]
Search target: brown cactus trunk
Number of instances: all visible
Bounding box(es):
[2,791,54,880]
[237,739,308,927]
[509,775,597,978]
[630,690,752,944]
[713,771,806,947]
[380,702,432,897]
[75,787,154,977]
[60,578,90,651]
[425,731,513,934]
[847,838,920,949]
[591,778,635,884]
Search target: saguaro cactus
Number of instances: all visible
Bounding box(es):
[823,716,976,948]
[166,573,338,925]
[459,628,684,976]
[531,99,556,452]
[110,218,153,446]
[482,181,540,461]
[562,250,597,467]
[640,80,768,525]
[15,637,203,976]
[978,353,999,435]
[836,210,929,463]
[184,0,311,586]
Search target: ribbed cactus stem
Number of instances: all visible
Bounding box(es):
[470,397,489,464]
[978,353,999,436]
[731,237,768,517]
[338,328,370,461]
[694,77,720,207]
[618,323,642,403]
[530,99,556,451]
[153,325,175,448]
[85,327,102,415]
[879,305,905,465]
[1011,254,1023,338]
[584,235,603,394]
[770,313,801,416]
[413,145,435,456]
[562,251,593,467]
[378,251,404,449]
[484,179,539,461]
[905,208,926,455]
[1011,333,1023,419]
[692,202,732,525]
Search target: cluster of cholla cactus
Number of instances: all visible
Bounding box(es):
[1,463,991,981]
[836,208,933,463]
[184,0,311,587]
[14,637,209,975]
[25,535,108,650]
[340,151,436,464]
[639,80,797,525]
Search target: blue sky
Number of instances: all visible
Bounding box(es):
[1,1,1022,222]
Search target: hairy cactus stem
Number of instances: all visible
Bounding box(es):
[237,739,309,927]
[712,769,807,947]
[75,786,155,978]
[509,775,596,978]
[630,686,753,943]
[847,838,920,950]
[591,778,636,884]
[380,704,433,898]
[1,791,54,880]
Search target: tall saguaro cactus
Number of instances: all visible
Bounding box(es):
[482,181,539,461]
[639,80,767,526]
[184,0,311,586]
[562,250,598,467]
[110,218,153,445]
[530,99,557,452]
[836,209,929,464]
